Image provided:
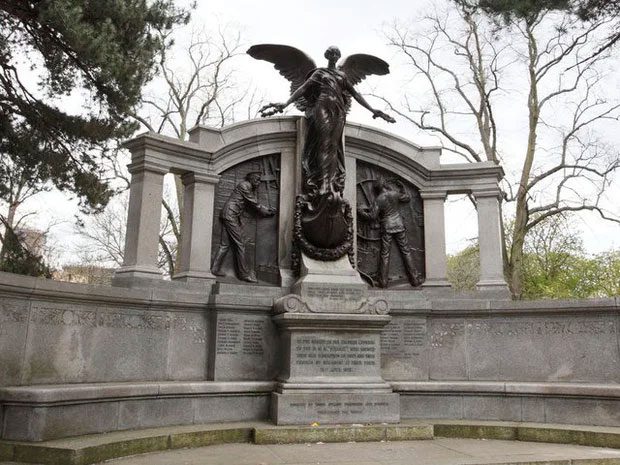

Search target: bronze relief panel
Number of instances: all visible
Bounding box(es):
[356,161,425,288]
[211,154,280,285]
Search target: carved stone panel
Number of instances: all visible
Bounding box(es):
[211,154,280,285]
[356,161,425,288]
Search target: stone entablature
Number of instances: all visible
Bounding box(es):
[114,116,507,291]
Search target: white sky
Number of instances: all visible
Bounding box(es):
[16,0,620,265]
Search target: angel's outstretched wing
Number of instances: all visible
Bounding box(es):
[338,54,390,86]
[247,44,316,111]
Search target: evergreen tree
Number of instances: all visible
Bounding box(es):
[0,0,189,213]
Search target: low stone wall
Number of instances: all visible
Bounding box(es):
[1,271,619,440]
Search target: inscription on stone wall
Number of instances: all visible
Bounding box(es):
[216,315,265,356]
[430,318,617,348]
[27,303,207,344]
[305,286,365,303]
[381,318,427,358]
[293,336,378,374]
[0,307,28,324]
[288,400,390,415]
[467,319,617,336]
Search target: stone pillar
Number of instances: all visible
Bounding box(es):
[172,172,220,284]
[344,155,357,267]
[420,191,450,288]
[113,161,167,285]
[278,118,305,288]
[474,188,509,292]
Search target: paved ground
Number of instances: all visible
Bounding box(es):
[82,438,620,465]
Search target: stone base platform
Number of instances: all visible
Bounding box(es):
[4,381,620,443]
[4,420,620,465]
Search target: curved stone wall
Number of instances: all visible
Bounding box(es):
[1,271,619,440]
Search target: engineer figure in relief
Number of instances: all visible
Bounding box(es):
[358,179,421,288]
[211,172,276,283]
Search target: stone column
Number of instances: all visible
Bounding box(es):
[474,188,509,291]
[420,191,450,288]
[278,118,305,288]
[113,161,167,285]
[344,155,357,267]
[172,172,220,284]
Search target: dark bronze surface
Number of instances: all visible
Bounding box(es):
[356,162,425,288]
[248,44,394,262]
[211,156,280,284]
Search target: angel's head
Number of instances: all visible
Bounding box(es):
[324,46,341,67]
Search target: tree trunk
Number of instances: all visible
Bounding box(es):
[509,19,539,299]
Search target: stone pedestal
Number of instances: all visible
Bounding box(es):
[291,254,369,313]
[271,253,399,425]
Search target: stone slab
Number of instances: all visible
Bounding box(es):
[283,331,383,383]
[380,316,429,380]
[291,254,368,313]
[210,311,278,381]
[0,297,30,386]
[5,420,620,465]
[253,423,432,444]
[270,392,400,425]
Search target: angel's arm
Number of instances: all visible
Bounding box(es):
[348,83,374,113]
[259,72,315,116]
[347,82,396,123]
[283,75,314,108]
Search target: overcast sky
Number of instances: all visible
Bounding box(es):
[22,0,620,266]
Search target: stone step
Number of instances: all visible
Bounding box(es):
[253,423,433,444]
[3,420,620,465]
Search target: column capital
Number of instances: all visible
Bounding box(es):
[181,171,220,186]
[419,190,447,200]
[127,160,169,175]
[473,187,503,199]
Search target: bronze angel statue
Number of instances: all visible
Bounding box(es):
[248,44,395,262]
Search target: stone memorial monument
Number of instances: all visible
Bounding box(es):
[12,42,619,453]
[249,44,401,424]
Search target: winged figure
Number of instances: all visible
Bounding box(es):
[247,44,395,198]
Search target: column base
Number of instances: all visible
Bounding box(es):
[112,265,162,288]
[422,278,452,288]
[172,270,216,285]
[476,278,511,298]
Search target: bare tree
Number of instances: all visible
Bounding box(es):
[126,24,263,274]
[76,187,179,277]
[384,3,620,298]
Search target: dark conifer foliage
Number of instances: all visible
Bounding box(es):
[0,0,189,212]
[458,0,619,19]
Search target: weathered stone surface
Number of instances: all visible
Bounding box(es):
[210,311,277,381]
[0,296,30,386]
[271,392,400,425]
[3,401,121,441]
[192,395,270,423]
[168,427,252,449]
[254,423,432,444]
[291,254,369,314]
[118,398,194,430]
[462,396,522,421]
[380,316,429,380]
[0,382,274,441]
[22,302,171,384]
[166,311,208,380]
[428,319,468,380]
[400,394,464,419]
[283,331,383,382]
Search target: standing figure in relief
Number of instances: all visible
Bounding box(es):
[358,179,421,288]
[211,172,276,283]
